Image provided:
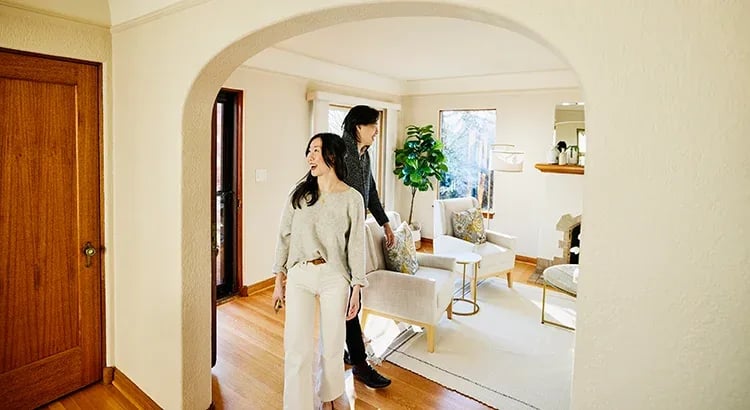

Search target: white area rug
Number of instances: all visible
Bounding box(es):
[364,280,576,410]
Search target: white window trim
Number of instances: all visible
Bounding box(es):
[306,91,401,212]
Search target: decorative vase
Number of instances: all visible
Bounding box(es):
[547,146,559,164]
[558,151,567,165]
[568,147,579,165]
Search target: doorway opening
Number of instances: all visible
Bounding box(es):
[212,88,244,300]
[211,88,244,366]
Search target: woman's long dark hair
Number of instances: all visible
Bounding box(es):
[291,133,348,209]
[341,105,379,142]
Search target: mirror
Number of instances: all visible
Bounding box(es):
[554,103,586,155]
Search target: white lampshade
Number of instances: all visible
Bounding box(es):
[491,144,525,172]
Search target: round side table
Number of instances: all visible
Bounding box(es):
[448,252,482,316]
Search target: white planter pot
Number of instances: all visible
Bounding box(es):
[410,227,422,250]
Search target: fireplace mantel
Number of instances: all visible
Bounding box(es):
[534,163,584,175]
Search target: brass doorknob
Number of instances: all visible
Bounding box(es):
[82,242,97,267]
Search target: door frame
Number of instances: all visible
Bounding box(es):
[210,87,244,296]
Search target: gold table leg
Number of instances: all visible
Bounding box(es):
[453,261,479,316]
[540,280,576,331]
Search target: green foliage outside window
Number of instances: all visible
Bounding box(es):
[438,110,496,209]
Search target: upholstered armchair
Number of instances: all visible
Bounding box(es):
[361,212,456,353]
[433,197,516,301]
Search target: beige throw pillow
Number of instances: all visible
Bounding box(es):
[383,221,419,275]
[452,207,487,244]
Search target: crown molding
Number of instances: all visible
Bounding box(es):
[243,47,406,96]
[0,1,110,28]
[245,47,580,97]
[404,69,580,96]
[110,0,212,33]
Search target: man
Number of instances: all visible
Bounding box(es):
[340,105,394,389]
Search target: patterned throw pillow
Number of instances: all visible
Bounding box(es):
[452,207,487,244]
[382,221,419,275]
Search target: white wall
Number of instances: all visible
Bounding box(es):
[401,89,581,258]
[108,1,750,409]
[0,4,116,366]
[223,68,311,286]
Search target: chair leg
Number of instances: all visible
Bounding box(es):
[446,301,453,320]
[506,270,513,288]
[470,278,478,302]
[541,283,547,324]
[360,308,370,330]
[425,325,435,353]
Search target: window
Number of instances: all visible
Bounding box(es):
[438,109,497,210]
[327,104,386,200]
[576,128,586,154]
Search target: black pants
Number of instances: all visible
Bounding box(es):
[345,291,367,365]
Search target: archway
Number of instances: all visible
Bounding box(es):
[181,2,583,407]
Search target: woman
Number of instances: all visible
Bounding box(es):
[272,132,367,409]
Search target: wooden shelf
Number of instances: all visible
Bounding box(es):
[534,163,585,175]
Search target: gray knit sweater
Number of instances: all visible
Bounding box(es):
[272,187,368,288]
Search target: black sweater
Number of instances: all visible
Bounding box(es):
[341,132,389,227]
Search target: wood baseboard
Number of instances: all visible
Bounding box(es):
[112,368,161,409]
[516,254,537,264]
[102,366,115,384]
[243,277,275,296]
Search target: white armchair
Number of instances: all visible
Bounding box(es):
[433,197,517,301]
[361,212,456,353]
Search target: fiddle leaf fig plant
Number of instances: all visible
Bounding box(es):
[393,124,449,226]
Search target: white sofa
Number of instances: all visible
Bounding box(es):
[361,212,456,353]
[434,197,517,301]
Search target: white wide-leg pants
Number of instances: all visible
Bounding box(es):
[283,261,350,410]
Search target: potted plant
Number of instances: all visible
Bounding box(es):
[394,124,449,246]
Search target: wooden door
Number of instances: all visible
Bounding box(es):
[0,49,103,409]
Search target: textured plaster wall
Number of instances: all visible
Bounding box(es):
[110,1,750,409]
[0,4,116,366]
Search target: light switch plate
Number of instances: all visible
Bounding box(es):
[255,169,267,182]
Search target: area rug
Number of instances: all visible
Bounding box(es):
[364,280,576,410]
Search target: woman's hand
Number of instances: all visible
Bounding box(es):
[272,273,286,313]
[346,285,361,320]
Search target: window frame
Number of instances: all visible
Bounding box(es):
[327,103,387,204]
[437,108,498,211]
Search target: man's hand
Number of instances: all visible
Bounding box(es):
[346,286,361,320]
[384,223,395,248]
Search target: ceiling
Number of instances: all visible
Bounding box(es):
[265,17,568,81]
[244,17,577,95]
[3,2,578,94]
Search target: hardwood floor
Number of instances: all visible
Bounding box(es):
[38,383,138,409]
[42,257,539,409]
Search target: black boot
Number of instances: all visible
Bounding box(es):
[352,364,391,389]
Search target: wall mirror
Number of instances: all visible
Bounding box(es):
[554,102,586,155]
